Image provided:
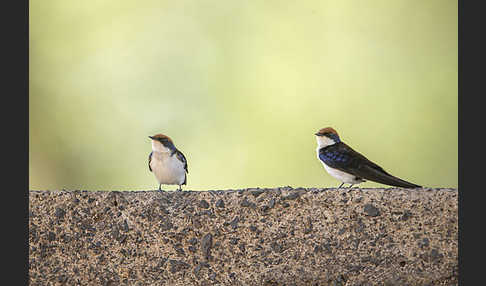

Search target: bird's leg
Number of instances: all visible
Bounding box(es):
[158,184,162,191]
[338,182,345,188]
[348,184,354,189]
[177,185,182,192]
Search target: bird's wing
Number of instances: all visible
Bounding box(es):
[148,151,153,172]
[319,142,420,188]
[175,149,188,173]
[351,163,421,188]
[319,142,385,173]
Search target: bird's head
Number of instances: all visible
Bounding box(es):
[149,133,176,152]
[314,127,341,148]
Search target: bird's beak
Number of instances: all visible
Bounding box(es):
[148,136,154,140]
[314,133,321,136]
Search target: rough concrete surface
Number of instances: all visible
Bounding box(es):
[29,187,458,285]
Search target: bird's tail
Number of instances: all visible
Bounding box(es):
[360,165,421,188]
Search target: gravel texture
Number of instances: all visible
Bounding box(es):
[29,187,458,285]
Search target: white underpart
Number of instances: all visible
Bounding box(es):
[315,136,365,185]
[150,141,186,185]
[320,162,364,184]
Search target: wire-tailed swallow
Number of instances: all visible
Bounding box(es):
[315,127,421,188]
[148,133,188,191]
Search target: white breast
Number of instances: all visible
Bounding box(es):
[150,151,186,185]
[322,163,363,184]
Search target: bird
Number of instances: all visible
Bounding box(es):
[314,127,421,189]
[148,133,188,191]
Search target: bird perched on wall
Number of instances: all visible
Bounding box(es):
[315,127,421,189]
[148,133,188,191]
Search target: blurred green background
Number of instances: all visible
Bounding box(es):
[29,0,457,191]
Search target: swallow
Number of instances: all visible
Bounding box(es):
[315,127,421,188]
[148,133,188,191]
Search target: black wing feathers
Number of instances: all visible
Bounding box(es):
[174,149,188,185]
[148,151,153,172]
[319,142,420,188]
[174,149,188,173]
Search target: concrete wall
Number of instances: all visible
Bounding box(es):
[29,187,458,285]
